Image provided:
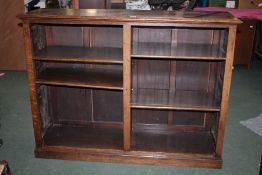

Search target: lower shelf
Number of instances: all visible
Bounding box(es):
[131,130,215,155]
[38,125,221,168]
[43,125,123,150]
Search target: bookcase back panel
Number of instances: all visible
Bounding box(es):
[177,28,214,44]
[172,111,205,126]
[47,86,93,124]
[132,27,225,45]
[175,61,210,91]
[133,28,172,43]
[89,27,123,48]
[132,109,168,124]
[37,85,123,128]
[134,59,170,89]
[93,90,123,122]
[132,109,208,127]
[46,26,83,46]
[132,59,223,93]
[32,25,123,48]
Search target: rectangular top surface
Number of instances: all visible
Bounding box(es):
[19,9,241,25]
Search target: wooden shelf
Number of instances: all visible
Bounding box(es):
[132,42,226,60]
[36,67,123,90]
[131,89,220,111]
[43,125,123,149]
[34,46,123,64]
[132,130,215,155]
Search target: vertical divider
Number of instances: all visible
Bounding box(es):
[216,26,237,157]
[123,24,131,150]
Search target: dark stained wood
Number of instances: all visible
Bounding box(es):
[18,9,241,25]
[131,130,215,155]
[131,89,220,112]
[34,46,123,64]
[132,109,168,124]
[47,86,93,123]
[176,61,210,91]
[135,59,170,89]
[90,27,123,48]
[44,125,123,149]
[93,90,123,122]
[45,26,83,46]
[20,9,238,168]
[36,66,123,90]
[133,123,207,132]
[132,42,226,60]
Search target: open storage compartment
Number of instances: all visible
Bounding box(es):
[131,26,228,60]
[37,85,123,149]
[131,59,225,111]
[31,23,124,150]
[21,9,240,168]
[30,24,123,64]
[130,25,227,156]
[131,109,219,155]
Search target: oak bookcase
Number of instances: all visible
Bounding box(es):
[19,9,241,168]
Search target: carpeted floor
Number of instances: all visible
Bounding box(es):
[0,60,261,175]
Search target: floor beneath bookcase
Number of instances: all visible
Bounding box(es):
[0,60,262,174]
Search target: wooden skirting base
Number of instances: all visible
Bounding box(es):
[35,146,222,168]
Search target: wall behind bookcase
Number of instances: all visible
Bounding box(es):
[0,0,26,70]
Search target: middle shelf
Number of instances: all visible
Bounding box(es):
[131,89,220,111]
[35,61,123,90]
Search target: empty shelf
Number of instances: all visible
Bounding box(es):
[132,130,215,155]
[36,67,123,90]
[43,125,123,149]
[131,89,220,111]
[132,42,226,60]
[34,46,123,64]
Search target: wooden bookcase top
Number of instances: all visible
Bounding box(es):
[19,9,241,25]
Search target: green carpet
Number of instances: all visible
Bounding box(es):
[0,61,261,175]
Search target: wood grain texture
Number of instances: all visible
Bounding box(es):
[35,64,123,90]
[131,89,220,112]
[18,9,241,25]
[215,26,237,157]
[43,125,123,149]
[132,42,226,60]
[34,46,123,64]
[131,130,215,155]
[0,0,26,70]
[23,23,43,147]
[20,9,238,168]
[123,24,131,150]
[35,146,222,168]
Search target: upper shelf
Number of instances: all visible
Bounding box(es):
[19,9,242,25]
[132,42,226,60]
[131,89,220,112]
[34,46,123,64]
